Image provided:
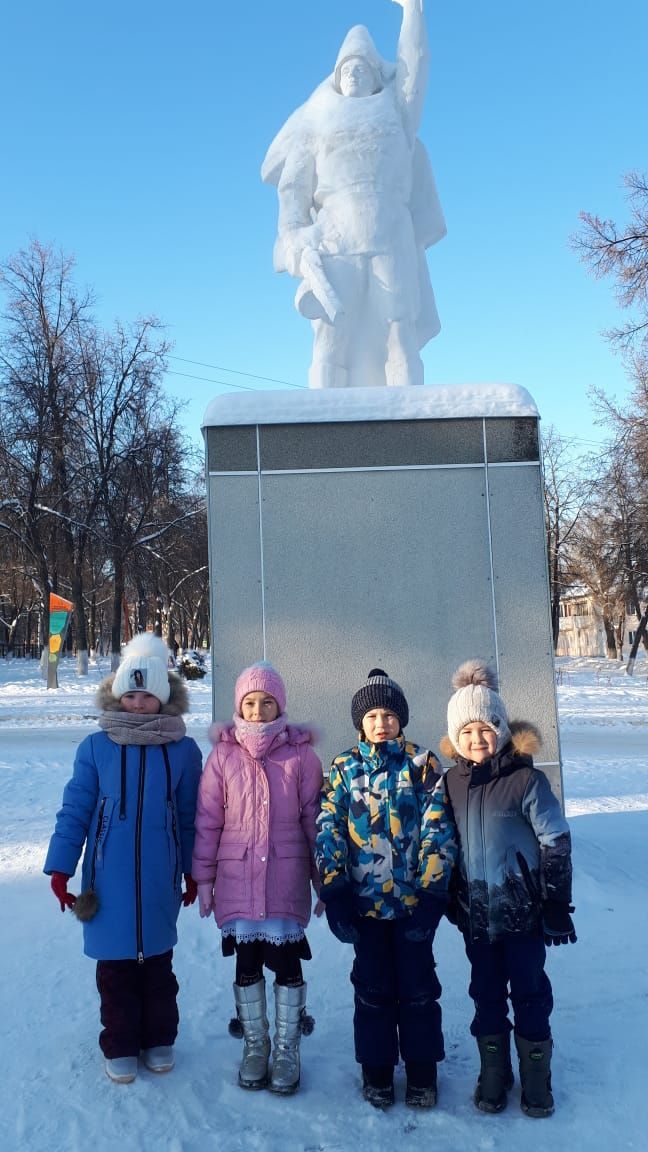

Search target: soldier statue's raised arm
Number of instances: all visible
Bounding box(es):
[261,0,446,389]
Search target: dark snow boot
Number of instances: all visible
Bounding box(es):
[515,1035,555,1117]
[362,1065,395,1109]
[474,1034,514,1113]
[405,1061,437,1108]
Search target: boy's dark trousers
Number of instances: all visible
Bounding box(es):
[96,950,179,1058]
[464,934,553,1042]
[351,917,444,1067]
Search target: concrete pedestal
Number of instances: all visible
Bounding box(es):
[203,385,562,800]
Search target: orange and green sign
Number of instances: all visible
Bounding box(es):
[47,593,74,688]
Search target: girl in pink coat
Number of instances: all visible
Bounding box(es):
[192,661,322,1095]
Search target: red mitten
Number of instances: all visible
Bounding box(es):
[182,873,198,907]
[50,872,76,912]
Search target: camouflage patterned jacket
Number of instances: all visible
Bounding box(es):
[316,736,457,919]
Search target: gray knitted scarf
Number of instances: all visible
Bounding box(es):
[98,711,186,745]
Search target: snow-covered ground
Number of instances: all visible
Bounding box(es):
[1,654,646,1152]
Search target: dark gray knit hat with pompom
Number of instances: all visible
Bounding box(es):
[351,668,409,732]
[447,659,511,754]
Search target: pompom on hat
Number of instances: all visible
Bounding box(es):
[111,633,171,706]
[446,659,511,755]
[351,668,409,733]
[234,661,287,716]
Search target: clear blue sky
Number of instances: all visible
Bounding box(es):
[2,1,646,451]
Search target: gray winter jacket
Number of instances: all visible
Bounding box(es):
[436,725,572,942]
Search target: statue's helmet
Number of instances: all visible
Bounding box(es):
[333,25,394,94]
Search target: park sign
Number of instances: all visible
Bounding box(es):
[47,593,73,689]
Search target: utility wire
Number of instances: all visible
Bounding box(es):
[168,355,304,389]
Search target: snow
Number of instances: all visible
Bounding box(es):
[1,653,646,1151]
[202,383,539,428]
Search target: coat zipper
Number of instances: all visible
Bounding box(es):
[162,745,180,891]
[89,797,107,890]
[135,746,146,963]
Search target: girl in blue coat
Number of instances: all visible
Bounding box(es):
[44,634,202,1084]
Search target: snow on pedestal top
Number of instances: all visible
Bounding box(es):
[202,383,540,428]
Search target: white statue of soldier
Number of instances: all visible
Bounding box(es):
[262,0,446,389]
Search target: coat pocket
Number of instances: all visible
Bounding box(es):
[272,839,311,905]
[215,839,248,900]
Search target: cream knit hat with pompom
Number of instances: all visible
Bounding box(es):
[446,659,511,754]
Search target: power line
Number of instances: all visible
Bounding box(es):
[166,369,261,393]
[168,355,304,390]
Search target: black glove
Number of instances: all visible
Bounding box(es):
[542,900,577,945]
[322,883,360,944]
[404,891,446,942]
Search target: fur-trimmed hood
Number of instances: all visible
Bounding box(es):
[439,721,541,764]
[96,671,190,716]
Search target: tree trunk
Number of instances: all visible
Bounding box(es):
[602,615,617,659]
[626,606,648,675]
[71,572,89,676]
[111,557,124,670]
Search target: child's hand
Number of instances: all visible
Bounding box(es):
[542,900,577,945]
[182,873,198,907]
[403,891,445,942]
[50,872,76,912]
[321,884,360,944]
[197,882,215,918]
[313,898,325,918]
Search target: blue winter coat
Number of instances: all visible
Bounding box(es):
[44,698,202,961]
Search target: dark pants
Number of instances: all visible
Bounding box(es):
[95,950,179,1058]
[464,934,553,1042]
[351,917,444,1068]
[234,939,304,987]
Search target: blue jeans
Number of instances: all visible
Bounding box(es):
[351,916,444,1067]
[464,934,553,1041]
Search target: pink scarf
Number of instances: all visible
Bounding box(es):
[233,713,287,760]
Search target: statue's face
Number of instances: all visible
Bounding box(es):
[339,57,376,98]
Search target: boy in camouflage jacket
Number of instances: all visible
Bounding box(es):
[316,669,456,1110]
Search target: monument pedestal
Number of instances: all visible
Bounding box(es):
[203,384,562,799]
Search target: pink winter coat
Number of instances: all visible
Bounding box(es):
[191,722,323,928]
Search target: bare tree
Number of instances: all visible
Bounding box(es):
[0,241,94,656]
[1,241,209,673]
[573,174,648,671]
[542,426,596,650]
[573,171,648,359]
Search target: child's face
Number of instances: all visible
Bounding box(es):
[121,691,161,715]
[240,691,280,722]
[457,722,497,763]
[362,708,400,743]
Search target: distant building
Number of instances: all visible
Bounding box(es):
[556,591,605,657]
[556,589,646,658]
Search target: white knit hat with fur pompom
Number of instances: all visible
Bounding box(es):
[111,633,171,705]
[446,659,511,755]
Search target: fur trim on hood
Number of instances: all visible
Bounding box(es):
[96,671,190,716]
[439,721,541,763]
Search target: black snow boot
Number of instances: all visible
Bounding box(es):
[515,1035,555,1117]
[405,1061,437,1108]
[362,1065,395,1109]
[474,1034,514,1113]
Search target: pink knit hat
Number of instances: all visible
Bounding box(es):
[234,661,287,715]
